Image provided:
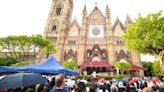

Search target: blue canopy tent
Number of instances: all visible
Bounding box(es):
[0,66,22,73]
[0,56,79,76]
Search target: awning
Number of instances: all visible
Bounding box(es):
[79,61,114,68]
[0,56,80,76]
[130,65,146,71]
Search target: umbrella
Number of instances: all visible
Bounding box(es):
[151,79,159,83]
[128,79,138,85]
[0,73,47,89]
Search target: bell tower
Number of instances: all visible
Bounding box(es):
[77,4,87,65]
[44,0,73,62]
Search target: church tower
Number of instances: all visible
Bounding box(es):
[105,5,115,65]
[77,4,87,65]
[44,0,73,62]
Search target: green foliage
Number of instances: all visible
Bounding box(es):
[77,74,128,79]
[11,61,31,67]
[42,44,57,54]
[153,60,163,77]
[0,35,56,61]
[77,75,93,79]
[115,61,131,71]
[124,11,164,55]
[100,75,113,79]
[0,57,18,66]
[76,75,113,79]
[62,59,78,70]
[114,74,128,79]
[141,61,154,76]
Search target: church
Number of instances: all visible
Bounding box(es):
[43,0,141,68]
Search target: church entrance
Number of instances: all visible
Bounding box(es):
[85,67,110,75]
[79,44,114,75]
[85,44,108,63]
[79,60,114,75]
[92,55,101,61]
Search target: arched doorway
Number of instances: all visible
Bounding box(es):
[91,54,101,61]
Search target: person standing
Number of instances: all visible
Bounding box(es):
[50,74,69,92]
[118,82,126,92]
[73,82,86,92]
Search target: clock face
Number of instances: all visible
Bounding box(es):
[92,28,100,35]
[89,25,104,38]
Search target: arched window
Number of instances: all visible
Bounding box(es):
[52,20,59,32]
[52,25,57,31]
[56,6,61,16]
[92,54,101,61]
[103,53,105,57]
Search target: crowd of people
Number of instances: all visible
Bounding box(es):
[0,74,164,92]
[64,75,164,92]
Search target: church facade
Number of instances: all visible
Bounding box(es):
[43,0,141,66]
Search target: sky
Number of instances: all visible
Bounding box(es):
[0,0,163,61]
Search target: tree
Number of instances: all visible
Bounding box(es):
[153,60,163,77]
[0,57,17,66]
[31,35,56,59]
[123,11,164,69]
[0,35,56,61]
[141,61,154,76]
[0,36,19,58]
[62,59,78,70]
[114,61,131,75]
[11,61,31,67]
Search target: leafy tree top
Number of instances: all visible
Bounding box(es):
[62,59,78,71]
[124,11,164,56]
[0,34,56,61]
[11,61,31,67]
[114,61,131,71]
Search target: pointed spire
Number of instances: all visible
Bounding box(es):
[125,14,132,28]
[116,16,123,26]
[126,14,132,23]
[73,17,78,25]
[83,4,87,16]
[105,4,110,18]
[72,17,80,29]
[83,4,87,12]
[112,16,125,31]
[106,4,110,12]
